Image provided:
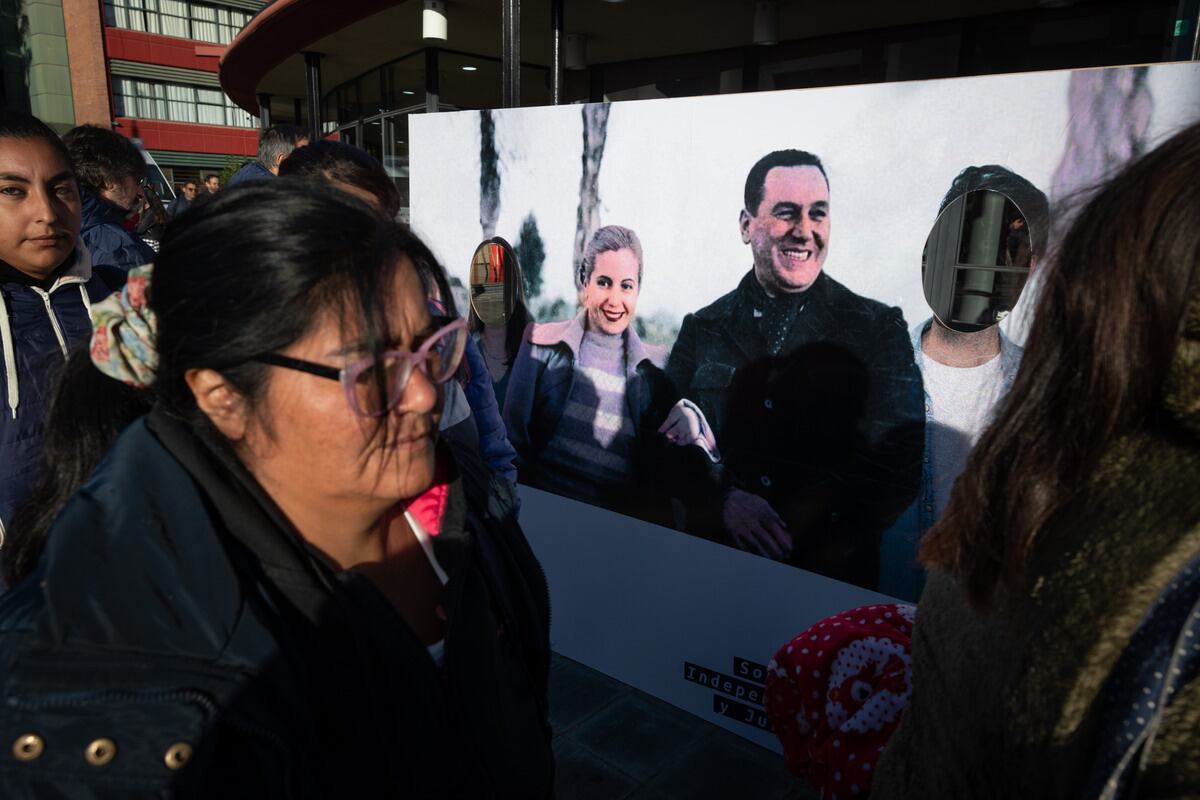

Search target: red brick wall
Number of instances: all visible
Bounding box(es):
[64,0,112,125]
[115,117,259,156]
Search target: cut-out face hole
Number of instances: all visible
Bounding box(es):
[469,240,514,327]
[921,189,1034,333]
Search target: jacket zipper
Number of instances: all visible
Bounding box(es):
[8,686,217,713]
[32,287,69,357]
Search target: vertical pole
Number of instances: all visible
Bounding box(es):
[425,47,440,113]
[303,51,322,141]
[551,0,563,104]
[257,93,272,129]
[501,0,520,107]
[588,65,603,103]
[1170,0,1200,60]
[1192,0,1200,59]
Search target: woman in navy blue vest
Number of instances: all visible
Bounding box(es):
[0,112,125,545]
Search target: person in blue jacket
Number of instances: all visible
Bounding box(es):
[0,112,126,541]
[60,125,156,271]
[226,123,309,187]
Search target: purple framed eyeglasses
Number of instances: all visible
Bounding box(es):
[253,316,468,417]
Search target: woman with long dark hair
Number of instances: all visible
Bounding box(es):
[0,181,552,796]
[873,123,1200,796]
[469,235,530,404]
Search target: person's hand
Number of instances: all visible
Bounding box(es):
[722,489,791,560]
[657,399,718,458]
[658,402,704,446]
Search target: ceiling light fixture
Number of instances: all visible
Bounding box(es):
[753,0,778,46]
[402,89,415,95]
[462,65,478,71]
[422,0,447,41]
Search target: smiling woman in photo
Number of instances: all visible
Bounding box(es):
[504,224,714,525]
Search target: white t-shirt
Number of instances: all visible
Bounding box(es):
[920,352,1005,517]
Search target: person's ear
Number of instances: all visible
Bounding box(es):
[739,209,752,244]
[185,368,249,440]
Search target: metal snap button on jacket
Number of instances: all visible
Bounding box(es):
[12,734,44,762]
[164,742,193,770]
[85,738,117,766]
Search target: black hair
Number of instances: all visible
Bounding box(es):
[279,140,401,218]
[61,124,144,195]
[0,110,71,164]
[3,344,151,586]
[938,165,1051,259]
[258,124,308,168]
[155,179,451,434]
[468,236,530,368]
[744,149,828,215]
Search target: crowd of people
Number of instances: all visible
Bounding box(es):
[0,106,1196,796]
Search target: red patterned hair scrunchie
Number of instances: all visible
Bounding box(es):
[764,603,915,799]
[90,264,156,387]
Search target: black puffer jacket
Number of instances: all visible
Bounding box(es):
[0,405,553,798]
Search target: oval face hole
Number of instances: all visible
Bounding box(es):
[921,189,1034,333]
[469,240,514,327]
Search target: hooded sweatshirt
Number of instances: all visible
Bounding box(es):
[0,245,126,537]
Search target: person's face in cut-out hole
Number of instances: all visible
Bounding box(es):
[740,165,830,295]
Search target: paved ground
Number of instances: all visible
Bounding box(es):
[550,653,818,800]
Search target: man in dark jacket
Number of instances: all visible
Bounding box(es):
[226,124,309,187]
[665,149,924,590]
[0,112,126,539]
[167,179,197,217]
[61,125,156,271]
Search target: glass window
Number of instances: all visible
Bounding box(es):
[190,4,218,43]
[166,83,196,122]
[110,76,258,128]
[104,0,251,43]
[159,0,189,37]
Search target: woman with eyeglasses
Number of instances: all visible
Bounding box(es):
[0,181,553,797]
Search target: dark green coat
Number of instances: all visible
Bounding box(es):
[873,303,1200,798]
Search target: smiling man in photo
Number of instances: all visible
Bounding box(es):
[666,149,924,589]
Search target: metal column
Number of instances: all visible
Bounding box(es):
[256,93,272,129]
[425,47,440,113]
[551,0,562,104]
[1171,0,1200,60]
[303,52,322,141]
[501,0,520,107]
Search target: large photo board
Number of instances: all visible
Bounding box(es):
[411,62,1200,740]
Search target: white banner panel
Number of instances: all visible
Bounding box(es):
[519,484,890,749]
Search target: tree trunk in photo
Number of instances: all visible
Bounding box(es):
[573,103,610,292]
[515,212,546,301]
[480,109,501,239]
[1049,67,1152,246]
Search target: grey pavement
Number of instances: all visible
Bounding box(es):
[550,653,818,800]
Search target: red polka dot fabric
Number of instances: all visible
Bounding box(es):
[764,604,915,799]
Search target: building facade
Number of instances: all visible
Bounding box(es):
[2,0,262,187]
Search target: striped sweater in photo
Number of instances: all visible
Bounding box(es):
[536,329,636,503]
